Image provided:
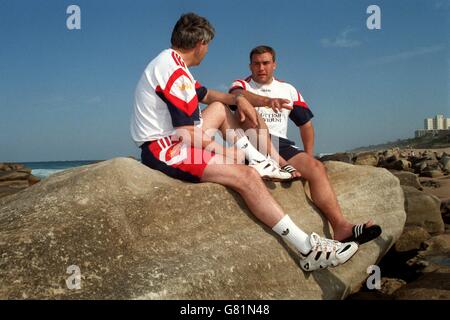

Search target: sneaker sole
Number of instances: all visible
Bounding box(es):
[261,175,293,182]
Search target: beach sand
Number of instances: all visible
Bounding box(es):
[402,147,450,155]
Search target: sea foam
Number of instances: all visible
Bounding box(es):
[31,169,66,179]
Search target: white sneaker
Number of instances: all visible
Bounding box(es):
[299,232,358,271]
[249,157,292,181]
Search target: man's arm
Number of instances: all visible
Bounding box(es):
[201,88,258,127]
[299,120,315,157]
[231,88,292,112]
[201,88,235,106]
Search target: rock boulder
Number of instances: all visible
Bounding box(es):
[0,158,406,299]
[402,186,445,234]
[354,152,378,167]
[0,163,40,199]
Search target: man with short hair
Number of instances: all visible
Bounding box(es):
[130,13,359,271]
[229,45,382,244]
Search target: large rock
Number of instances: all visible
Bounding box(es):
[394,226,431,252]
[0,163,26,171]
[420,176,450,204]
[402,186,445,234]
[0,158,406,300]
[422,234,450,254]
[0,171,30,182]
[391,159,412,171]
[0,164,39,199]
[406,233,450,271]
[318,153,354,164]
[354,152,378,167]
[390,171,422,190]
[380,277,406,296]
[440,156,450,171]
[414,160,428,174]
[0,180,30,188]
[420,170,443,178]
[442,200,450,225]
[393,265,450,300]
[0,187,28,199]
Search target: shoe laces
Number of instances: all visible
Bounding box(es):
[314,235,340,253]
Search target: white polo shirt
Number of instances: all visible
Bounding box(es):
[131,49,207,146]
[229,76,313,139]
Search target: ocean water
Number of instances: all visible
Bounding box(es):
[20,160,100,179]
[318,152,334,158]
[21,154,333,179]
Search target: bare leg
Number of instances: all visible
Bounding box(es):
[201,159,284,227]
[200,103,362,234]
[202,102,279,163]
[239,113,288,166]
[201,102,276,164]
[201,156,321,256]
[186,102,270,218]
[201,102,246,144]
[287,153,372,240]
[226,107,369,239]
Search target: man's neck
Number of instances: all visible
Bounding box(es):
[172,47,195,67]
[252,76,274,86]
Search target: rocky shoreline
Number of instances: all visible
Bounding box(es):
[0,158,405,299]
[0,148,448,299]
[319,148,450,299]
[0,163,40,199]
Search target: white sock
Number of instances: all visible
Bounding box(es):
[235,136,266,162]
[272,215,312,254]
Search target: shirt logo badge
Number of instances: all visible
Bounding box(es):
[178,83,193,91]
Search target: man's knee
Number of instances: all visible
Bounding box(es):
[207,101,227,113]
[312,158,327,174]
[246,165,261,179]
[203,101,227,119]
[234,166,261,189]
[299,154,325,173]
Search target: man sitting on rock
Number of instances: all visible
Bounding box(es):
[130,13,359,271]
[228,45,382,245]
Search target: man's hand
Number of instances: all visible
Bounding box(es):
[236,95,258,127]
[268,98,292,113]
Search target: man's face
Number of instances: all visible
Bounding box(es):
[250,52,276,84]
[193,42,209,66]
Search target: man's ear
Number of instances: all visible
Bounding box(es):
[274,62,277,70]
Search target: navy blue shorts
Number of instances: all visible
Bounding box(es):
[272,135,304,161]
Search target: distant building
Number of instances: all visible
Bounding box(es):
[445,118,450,130]
[415,129,426,137]
[415,114,450,138]
[424,118,433,130]
[434,114,445,130]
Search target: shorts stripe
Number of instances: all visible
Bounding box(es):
[140,137,214,183]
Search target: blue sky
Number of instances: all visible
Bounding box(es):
[0,0,449,161]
